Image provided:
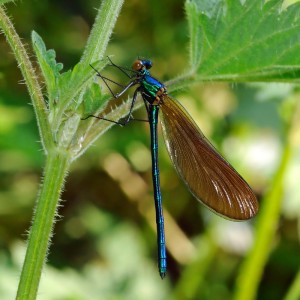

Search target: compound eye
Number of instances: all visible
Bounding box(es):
[132,60,144,71]
[143,60,152,70]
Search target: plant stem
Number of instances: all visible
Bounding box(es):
[16,151,71,300]
[284,269,300,300]
[0,6,51,150]
[233,143,292,300]
[81,0,124,64]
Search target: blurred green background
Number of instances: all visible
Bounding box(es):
[1,0,300,299]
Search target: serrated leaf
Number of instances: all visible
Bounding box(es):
[0,0,16,5]
[81,82,110,116]
[186,0,300,82]
[44,49,63,75]
[58,59,107,110]
[32,31,63,76]
[32,31,63,104]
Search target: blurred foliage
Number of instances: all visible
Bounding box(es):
[0,0,300,299]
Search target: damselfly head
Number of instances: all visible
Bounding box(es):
[142,60,152,70]
[132,59,153,71]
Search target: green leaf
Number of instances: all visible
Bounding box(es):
[58,59,107,110]
[81,82,110,116]
[32,32,107,114]
[32,31,63,76]
[47,59,107,134]
[32,31,63,105]
[186,0,300,82]
[0,0,16,5]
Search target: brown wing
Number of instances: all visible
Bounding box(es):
[159,95,258,220]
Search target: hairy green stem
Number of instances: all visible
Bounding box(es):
[0,6,51,150]
[81,0,124,64]
[12,0,126,298]
[284,269,300,300]
[16,152,70,300]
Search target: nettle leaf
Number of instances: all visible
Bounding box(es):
[81,82,110,116]
[32,29,107,126]
[46,59,108,132]
[58,59,107,110]
[32,31,63,105]
[0,0,16,5]
[186,0,300,82]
